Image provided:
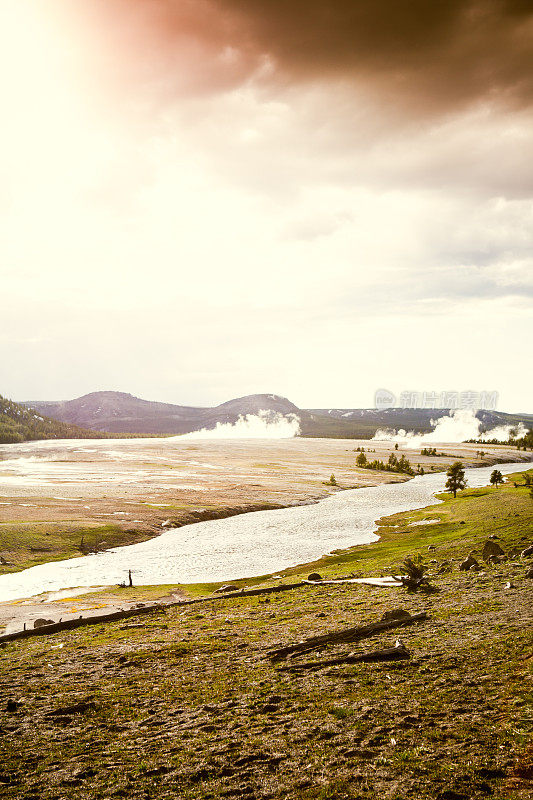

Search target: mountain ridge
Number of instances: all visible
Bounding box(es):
[23,390,533,439]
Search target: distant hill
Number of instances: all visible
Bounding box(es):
[27,392,301,435]
[24,390,533,439]
[304,407,533,438]
[0,395,110,444]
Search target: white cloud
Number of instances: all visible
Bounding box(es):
[0,2,532,412]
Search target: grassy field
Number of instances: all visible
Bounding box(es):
[0,470,532,799]
[0,522,153,573]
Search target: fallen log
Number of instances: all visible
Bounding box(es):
[276,641,410,671]
[0,603,162,643]
[0,582,307,644]
[303,577,404,588]
[266,611,428,662]
[181,581,304,604]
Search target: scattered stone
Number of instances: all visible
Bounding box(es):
[459,554,479,571]
[428,545,436,551]
[307,573,322,581]
[521,545,533,558]
[525,565,533,579]
[33,618,54,629]
[6,700,21,713]
[381,609,411,622]
[260,704,279,714]
[47,701,97,717]
[214,585,239,593]
[482,540,505,562]
[487,554,506,565]
[342,747,375,759]
[476,767,505,779]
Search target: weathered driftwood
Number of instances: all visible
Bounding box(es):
[266,612,427,662]
[0,603,162,643]
[0,582,307,643]
[276,641,410,671]
[394,558,431,591]
[0,583,424,645]
[303,577,404,588]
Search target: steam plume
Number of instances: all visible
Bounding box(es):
[372,409,527,446]
[179,411,301,439]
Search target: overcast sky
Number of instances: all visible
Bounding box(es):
[1,0,532,411]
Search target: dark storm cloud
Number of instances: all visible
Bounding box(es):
[108,0,533,113]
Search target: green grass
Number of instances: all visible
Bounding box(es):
[0,522,151,573]
[274,469,533,583]
[1,470,531,799]
[60,468,533,603]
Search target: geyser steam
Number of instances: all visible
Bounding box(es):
[179,411,301,439]
[372,409,527,446]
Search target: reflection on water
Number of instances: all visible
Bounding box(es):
[0,460,528,602]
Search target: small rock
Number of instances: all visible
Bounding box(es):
[381,609,410,621]
[521,545,533,558]
[260,704,279,714]
[504,581,515,589]
[33,618,54,629]
[214,585,239,593]
[307,573,322,581]
[459,554,479,571]
[482,540,505,562]
[525,565,533,579]
[6,699,21,713]
[427,545,436,551]
[47,701,97,717]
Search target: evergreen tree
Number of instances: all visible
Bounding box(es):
[445,461,467,498]
[356,451,368,467]
[490,469,504,488]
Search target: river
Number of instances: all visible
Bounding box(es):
[0,459,528,601]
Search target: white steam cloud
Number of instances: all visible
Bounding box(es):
[372,409,527,447]
[178,411,301,440]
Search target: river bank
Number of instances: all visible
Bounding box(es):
[0,437,524,580]
[0,460,530,634]
[0,468,531,800]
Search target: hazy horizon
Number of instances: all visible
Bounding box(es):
[14,387,533,416]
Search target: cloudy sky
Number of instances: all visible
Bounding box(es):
[1,0,532,411]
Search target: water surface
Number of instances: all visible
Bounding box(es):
[0,460,527,601]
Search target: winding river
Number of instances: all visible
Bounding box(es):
[0,460,528,602]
